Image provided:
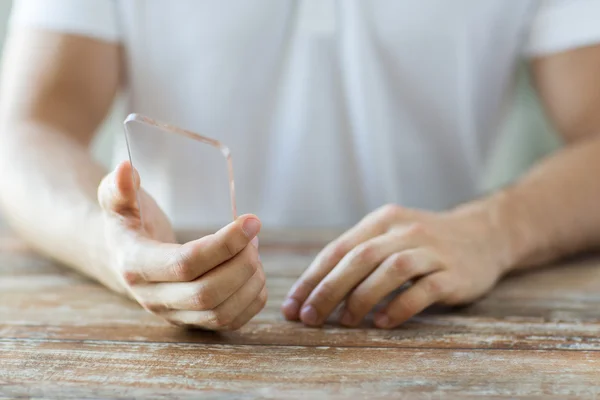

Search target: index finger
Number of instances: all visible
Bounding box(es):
[281,206,398,320]
[119,214,261,283]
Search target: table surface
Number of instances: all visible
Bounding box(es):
[1,229,600,399]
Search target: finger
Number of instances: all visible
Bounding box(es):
[133,244,261,311]
[166,214,261,281]
[162,265,265,330]
[298,231,419,326]
[282,205,402,320]
[374,271,452,329]
[118,214,261,283]
[98,160,141,218]
[340,248,441,326]
[227,285,268,330]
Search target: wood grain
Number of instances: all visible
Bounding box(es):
[2,340,600,399]
[1,232,600,398]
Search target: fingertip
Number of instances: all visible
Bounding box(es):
[339,309,356,327]
[114,160,131,181]
[98,160,140,214]
[374,313,391,329]
[115,159,131,171]
[281,298,301,320]
[235,213,260,223]
[240,214,261,239]
[238,214,261,226]
[115,160,140,193]
[299,304,320,326]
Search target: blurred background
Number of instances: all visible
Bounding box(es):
[0,0,561,219]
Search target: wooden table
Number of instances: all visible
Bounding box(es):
[1,229,600,399]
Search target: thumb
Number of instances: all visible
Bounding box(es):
[98,160,141,217]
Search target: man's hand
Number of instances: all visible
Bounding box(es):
[98,161,266,330]
[282,204,508,329]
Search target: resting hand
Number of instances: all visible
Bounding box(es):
[282,204,506,329]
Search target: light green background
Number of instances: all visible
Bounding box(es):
[482,65,560,191]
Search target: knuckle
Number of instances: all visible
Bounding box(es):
[405,222,428,238]
[259,291,268,308]
[378,203,402,219]
[318,242,348,267]
[352,244,377,265]
[172,251,195,281]
[245,261,258,277]
[259,286,268,305]
[255,290,268,315]
[207,311,233,329]
[192,286,217,310]
[330,241,350,261]
[220,235,237,258]
[388,253,414,276]
[199,234,218,257]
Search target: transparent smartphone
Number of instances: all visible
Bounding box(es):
[123,113,237,227]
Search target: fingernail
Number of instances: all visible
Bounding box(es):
[340,310,354,326]
[282,298,300,319]
[242,218,261,238]
[300,305,319,326]
[251,236,259,248]
[374,313,390,328]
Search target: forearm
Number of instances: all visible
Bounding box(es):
[0,119,125,293]
[452,135,600,273]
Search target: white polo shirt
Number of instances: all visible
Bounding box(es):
[9,0,600,229]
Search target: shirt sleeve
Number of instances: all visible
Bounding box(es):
[525,0,600,57]
[8,0,121,43]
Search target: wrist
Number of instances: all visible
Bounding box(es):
[445,190,527,276]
